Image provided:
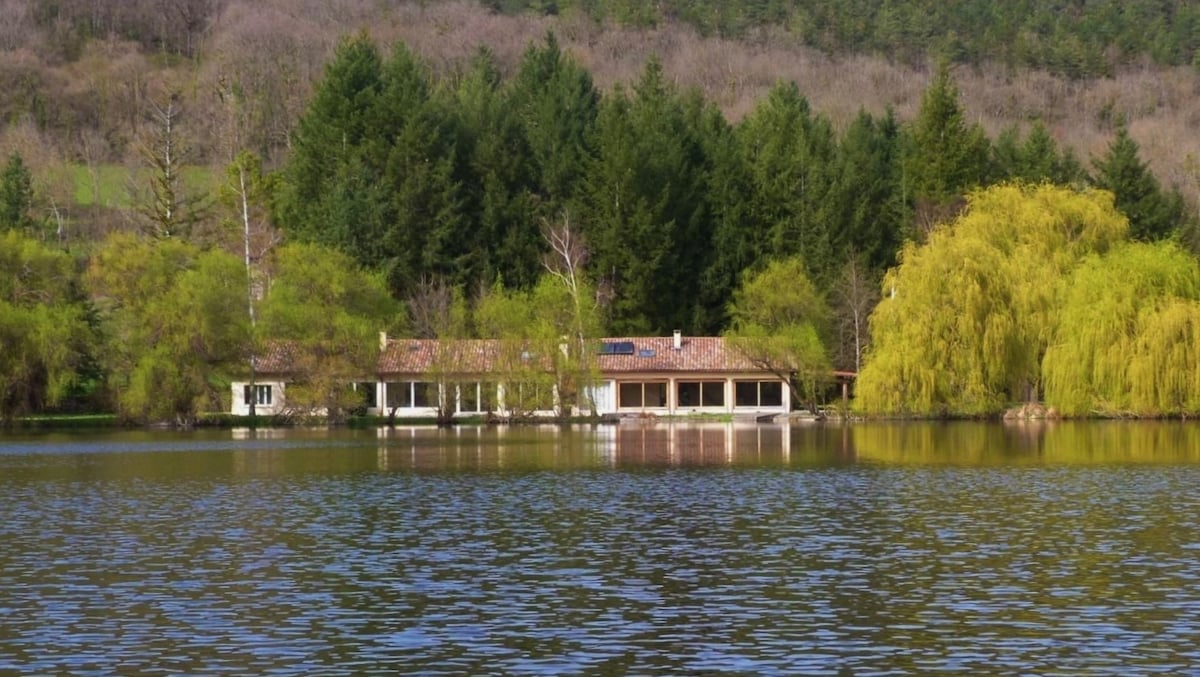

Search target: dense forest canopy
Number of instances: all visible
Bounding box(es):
[4,0,1200,421]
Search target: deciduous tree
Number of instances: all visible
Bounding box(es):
[724,256,831,411]
[258,242,401,423]
[0,231,91,421]
[855,183,1129,416]
[87,233,249,424]
[1043,241,1200,416]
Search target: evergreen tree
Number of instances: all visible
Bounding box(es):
[0,153,34,232]
[737,81,838,286]
[510,32,600,216]
[697,102,756,333]
[1019,122,1084,185]
[578,58,707,334]
[276,33,384,257]
[373,43,467,293]
[902,63,989,212]
[828,108,907,273]
[454,47,542,290]
[1092,122,1184,241]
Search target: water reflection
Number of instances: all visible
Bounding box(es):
[851,420,1200,465]
[3,423,1200,673]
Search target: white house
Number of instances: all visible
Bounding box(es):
[231,332,822,420]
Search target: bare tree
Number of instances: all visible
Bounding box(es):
[541,210,591,341]
[131,93,207,239]
[829,256,880,373]
[540,211,604,417]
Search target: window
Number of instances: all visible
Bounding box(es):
[460,383,480,413]
[243,384,272,406]
[385,381,438,409]
[507,382,552,411]
[735,380,784,407]
[677,381,725,408]
[618,381,668,408]
[385,382,412,409]
[413,382,437,408]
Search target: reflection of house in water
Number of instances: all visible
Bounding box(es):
[371,423,794,470]
[374,425,585,472]
[611,423,791,466]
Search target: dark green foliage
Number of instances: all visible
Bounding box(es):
[510,32,600,216]
[828,109,907,272]
[454,48,543,289]
[737,82,838,286]
[696,103,755,334]
[902,64,990,209]
[277,37,469,294]
[576,59,710,334]
[276,34,385,257]
[991,122,1086,186]
[1093,123,1185,241]
[0,153,35,232]
[491,0,1200,77]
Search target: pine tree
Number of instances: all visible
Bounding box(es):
[374,44,467,293]
[454,47,541,290]
[1093,122,1184,241]
[738,81,838,286]
[510,32,599,216]
[902,63,990,211]
[276,34,384,256]
[578,58,707,334]
[829,109,907,273]
[0,153,34,232]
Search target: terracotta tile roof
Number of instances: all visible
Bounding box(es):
[257,336,857,379]
[593,336,761,373]
[378,336,764,376]
[379,339,510,375]
[250,341,298,374]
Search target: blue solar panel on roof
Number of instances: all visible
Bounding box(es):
[638,349,655,358]
[599,341,635,355]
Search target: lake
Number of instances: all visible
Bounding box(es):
[2,421,1199,674]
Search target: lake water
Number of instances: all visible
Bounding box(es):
[3,422,1200,674]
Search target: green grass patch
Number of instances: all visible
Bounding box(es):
[12,414,119,429]
[71,164,217,208]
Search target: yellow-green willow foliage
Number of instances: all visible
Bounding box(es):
[1042,242,1200,416]
[855,183,1128,416]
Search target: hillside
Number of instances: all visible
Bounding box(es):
[1,0,1198,197]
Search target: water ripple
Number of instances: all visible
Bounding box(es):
[2,426,1200,673]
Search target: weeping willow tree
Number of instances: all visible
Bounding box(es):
[855,183,1128,416]
[1043,241,1200,416]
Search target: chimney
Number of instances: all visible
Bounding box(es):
[673,330,682,350]
[379,331,388,350]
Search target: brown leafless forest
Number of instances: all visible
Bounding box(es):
[2,0,1199,212]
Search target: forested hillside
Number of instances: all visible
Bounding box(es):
[4,0,1200,421]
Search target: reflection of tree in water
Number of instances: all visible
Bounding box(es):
[851,421,1200,465]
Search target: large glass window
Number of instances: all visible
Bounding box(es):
[506,382,552,411]
[734,380,784,407]
[385,381,438,408]
[677,381,725,407]
[619,381,668,408]
[243,384,272,406]
[460,383,480,413]
[385,382,411,409]
[413,382,437,408]
[458,382,497,413]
